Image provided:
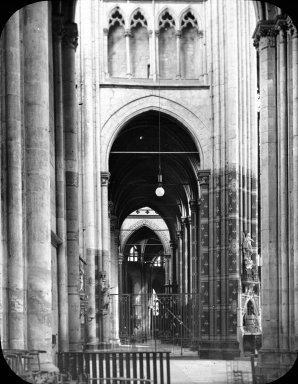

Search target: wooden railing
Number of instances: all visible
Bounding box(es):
[57,351,171,384]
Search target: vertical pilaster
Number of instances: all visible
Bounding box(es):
[155,30,160,80]
[170,240,177,292]
[149,30,154,79]
[103,28,109,78]
[24,2,54,367]
[5,11,25,350]
[190,200,198,294]
[125,29,131,78]
[62,21,81,352]
[175,30,181,79]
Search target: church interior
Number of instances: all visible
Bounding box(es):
[0,0,297,383]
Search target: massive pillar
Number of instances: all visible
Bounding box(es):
[253,18,298,381]
[24,2,55,369]
[62,22,81,352]
[5,11,25,350]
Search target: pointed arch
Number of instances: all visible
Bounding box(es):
[120,220,171,255]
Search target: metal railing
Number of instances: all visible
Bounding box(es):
[57,351,171,384]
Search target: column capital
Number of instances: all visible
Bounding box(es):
[103,28,109,36]
[252,21,277,49]
[175,30,182,38]
[62,22,78,51]
[170,240,176,250]
[124,29,131,37]
[286,17,298,38]
[148,29,153,37]
[176,230,182,239]
[155,30,160,37]
[190,199,199,212]
[198,30,204,38]
[197,170,210,185]
[101,171,110,186]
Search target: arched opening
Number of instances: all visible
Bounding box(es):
[108,8,126,77]
[130,11,149,78]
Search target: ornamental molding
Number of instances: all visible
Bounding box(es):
[101,171,111,186]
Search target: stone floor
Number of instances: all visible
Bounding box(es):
[170,359,253,384]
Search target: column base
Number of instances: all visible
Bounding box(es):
[255,349,298,383]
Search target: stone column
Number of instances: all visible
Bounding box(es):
[187,217,191,294]
[53,14,69,352]
[110,216,120,345]
[103,28,109,78]
[125,29,132,78]
[62,22,81,352]
[100,172,111,343]
[5,11,25,350]
[176,230,183,293]
[291,24,298,348]
[24,2,54,368]
[118,253,124,296]
[170,241,177,293]
[181,218,188,294]
[277,20,289,351]
[175,30,181,79]
[190,200,198,294]
[155,30,160,80]
[81,4,98,347]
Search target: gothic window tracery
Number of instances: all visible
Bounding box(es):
[158,11,176,79]
[181,11,199,79]
[108,8,126,77]
[130,11,149,78]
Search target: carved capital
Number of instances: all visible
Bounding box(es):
[198,30,204,38]
[253,21,277,49]
[155,30,160,37]
[169,240,176,250]
[103,28,109,36]
[101,171,110,186]
[62,22,78,51]
[175,30,182,38]
[124,29,131,37]
[197,170,210,185]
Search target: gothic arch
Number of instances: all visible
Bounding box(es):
[178,7,201,30]
[156,7,177,29]
[120,221,171,255]
[129,8,151,30]
[108,7,125,29]
[101,95,208,170]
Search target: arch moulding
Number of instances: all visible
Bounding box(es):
[101,95,207,169]
[120,220,171,255]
